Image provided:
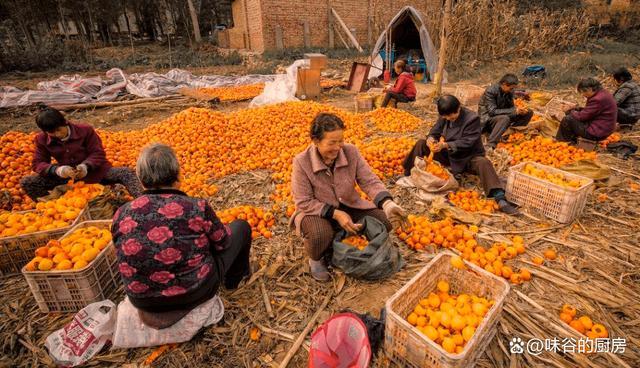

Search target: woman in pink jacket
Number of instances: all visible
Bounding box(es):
[291,113,407,281]
[381,60,417,107]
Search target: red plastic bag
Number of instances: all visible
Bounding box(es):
[309,313,371,368]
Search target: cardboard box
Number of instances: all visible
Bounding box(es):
[296,67,321,99]
[303,53,328,70]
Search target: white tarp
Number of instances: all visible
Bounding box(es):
[0,68,275,108]
[249,59,308,107]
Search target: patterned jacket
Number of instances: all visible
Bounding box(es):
[614,81,640,119]
[112,189,230,312]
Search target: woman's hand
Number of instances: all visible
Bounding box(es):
[382,200,410,230]
[333,209,363,234]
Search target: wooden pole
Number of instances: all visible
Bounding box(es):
[303,21,310,48]
[433,0,451,97]
[328,9,334,48]
[278,292,332,368]
[330,8,363,52]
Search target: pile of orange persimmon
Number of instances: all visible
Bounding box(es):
[188,84,265,102]
[599,133,620,148]
[25,225,111,271]
[406,280,494,354]
[358,137,415,179]
[448,190,498,213]
[398,216,531,285]
[397,216,477,251]
[367,107,423,133]
[497,136,596,167]
[0,131,37,211]
[0,102,418,215]
[217,205,275,239]
[0,182,101,238]
[559,304,608,338]
[450,236,532,285]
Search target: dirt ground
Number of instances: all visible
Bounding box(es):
[1,63,640,368]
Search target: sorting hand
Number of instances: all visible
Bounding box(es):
[333,209,363,234]
[382,200,410,230]
[55,165,75,179]
[75,164,88,179]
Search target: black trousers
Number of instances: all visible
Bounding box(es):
[20,167,144,200]
[556,115,602,143]
[218,220,253,289]
[382,91,414,107]
[618,108,638,126]
[484,111,534,147]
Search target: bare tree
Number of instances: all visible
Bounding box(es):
[186,0,201,43]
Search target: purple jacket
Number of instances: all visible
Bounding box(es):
[290,144,391,235]
[570,89,617,138]
[112,189,230,312]
[33,122,111,183]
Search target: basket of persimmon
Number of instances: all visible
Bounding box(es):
[506,162,594,223]
[384,252,509,368]
[21,220,120,313]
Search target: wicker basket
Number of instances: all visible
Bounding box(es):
[506,162,594,223]
[384,252,510,368]
[21,220,121,313]
[0,207,90,276]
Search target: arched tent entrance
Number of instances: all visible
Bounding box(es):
[370,6,446,82]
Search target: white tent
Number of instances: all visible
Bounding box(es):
[370,6,446,82]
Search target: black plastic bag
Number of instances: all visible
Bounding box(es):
[331,216,404,280]
[607,141,638,160]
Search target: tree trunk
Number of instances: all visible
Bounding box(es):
[57,0,69,40]
[86,2,95,43]
[122,0,135,55]
[186,0,202,43]
[433,0,451,98]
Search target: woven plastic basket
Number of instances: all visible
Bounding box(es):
[506,162,594,223]
[0,207,90,276]
[21,220,121,313]
[384,252,510,368]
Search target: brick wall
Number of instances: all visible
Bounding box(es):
[258,0,440,51]
[227,0,265,51]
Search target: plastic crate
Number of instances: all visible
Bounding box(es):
[506,162,594,223]
[384,252,510,368]
[21,220,121,313]
[0,207,90,276]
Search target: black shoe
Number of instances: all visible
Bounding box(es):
[497,199,519,215]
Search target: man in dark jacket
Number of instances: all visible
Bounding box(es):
[403,95,518,214]
[20,107,143,200]
[478,74,533,148]
[612,67,640,127]
[556,78,617,143]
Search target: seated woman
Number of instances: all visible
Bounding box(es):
[291,113,407,282]
[20,106,143,200]
[112,143,252,329]
[381,60,417,107]
[402,95,518,214]
[612,67,640,128]
[556,78,617,143]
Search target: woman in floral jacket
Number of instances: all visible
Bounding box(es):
[112,143,251,328]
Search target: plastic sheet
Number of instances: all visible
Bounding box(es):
[0,68,275,108]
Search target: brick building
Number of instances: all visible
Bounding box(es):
[220,0,443,52]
